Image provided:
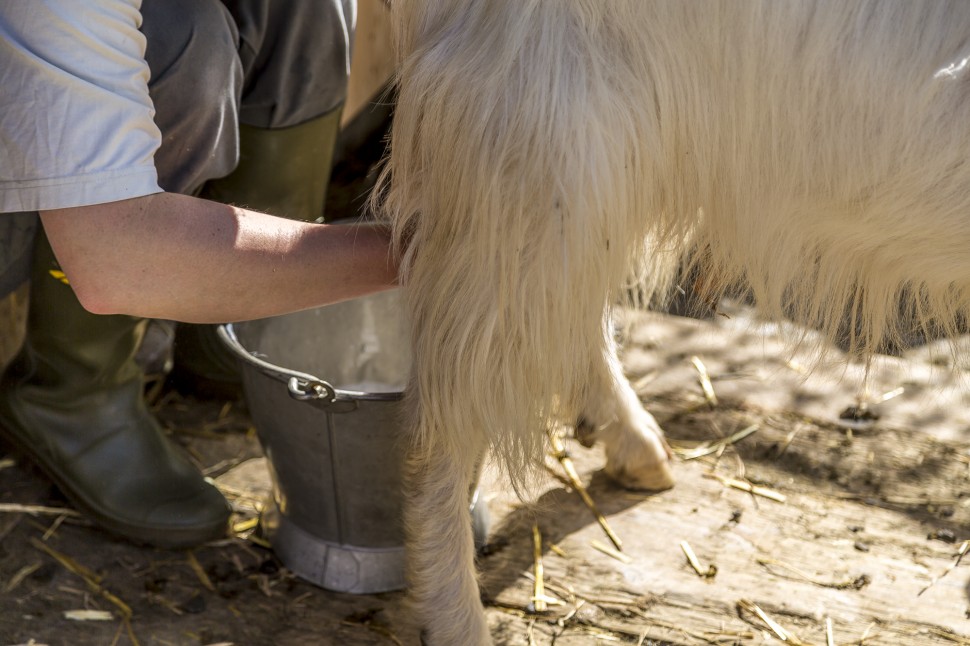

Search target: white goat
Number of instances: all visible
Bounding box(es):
[375,2,970,643]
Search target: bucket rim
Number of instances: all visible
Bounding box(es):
[217,322,404,403]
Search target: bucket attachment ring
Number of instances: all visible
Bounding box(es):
[287,377,337,403]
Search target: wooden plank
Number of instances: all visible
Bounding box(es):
[481,438,970,645]
[345,0,395,125]
[474,308,970,645]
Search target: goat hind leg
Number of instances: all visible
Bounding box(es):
[577,317,674,491]
[404,429,492,646]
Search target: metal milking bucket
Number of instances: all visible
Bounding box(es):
[219,289,471,594]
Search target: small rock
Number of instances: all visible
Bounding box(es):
[179,593,207,614]
[257,558,280,575]
[927,528,957,544]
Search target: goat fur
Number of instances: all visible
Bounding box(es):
[375,1,970,643]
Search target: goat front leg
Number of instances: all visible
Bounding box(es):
[577,317,675,491]
[405,425,492,646]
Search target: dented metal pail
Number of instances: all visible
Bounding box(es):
[218,290,412,594]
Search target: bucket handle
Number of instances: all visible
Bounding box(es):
[218,323,342,405]
[218,323,402,409]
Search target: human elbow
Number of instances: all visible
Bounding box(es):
[46,247,134,316]
[60,266,127,316]
[40,208,146,317]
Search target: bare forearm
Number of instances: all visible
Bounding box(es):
[40,192,398,322]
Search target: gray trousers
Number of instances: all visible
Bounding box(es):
[0,0,355,297]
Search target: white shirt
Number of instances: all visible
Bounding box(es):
[0,0,163,212]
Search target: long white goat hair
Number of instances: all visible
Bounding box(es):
[381,0,970,455]
[376,1,970,642]
[380,0,674,485]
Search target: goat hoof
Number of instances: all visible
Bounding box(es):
[605,458,675,491]
[592,410,676,492]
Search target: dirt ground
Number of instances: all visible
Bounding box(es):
[5,113,970,646]
[4,300,970,645]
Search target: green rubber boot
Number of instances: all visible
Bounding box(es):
[201,109,342,221]
[0,230,230,548]
[171,109,343,396]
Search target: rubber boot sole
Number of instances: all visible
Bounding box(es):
[0,419,229,549]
